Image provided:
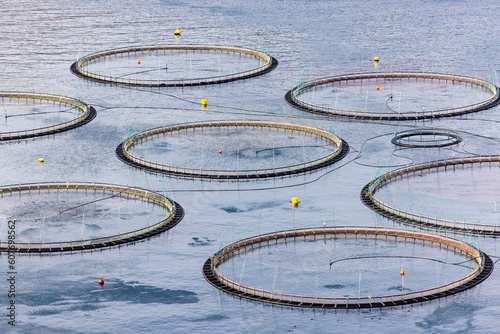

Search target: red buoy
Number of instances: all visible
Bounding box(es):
[98,279,104,285]
[219,150,222,154]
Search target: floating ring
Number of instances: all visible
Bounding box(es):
[0,92,96,141]
[361,156,500,234]
[203,226,492,308]
[0,182,184,253]
[71,45,278,87]
[391,128,462,148]
[285,72,500,120]
[115,120,349,179]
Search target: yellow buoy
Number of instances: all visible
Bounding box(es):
[374,57,379,62]
[38,158,44,163]
[201,98,207,107]
[291,197,299,208]
[174,29,181,36]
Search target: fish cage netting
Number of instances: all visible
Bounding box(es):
[285,72,499,121]
[0,92,96,141]
[0,182,184,253]
[203,227,492,309]
[70,45,278,87]
[361,156,500,235]
[116,120,349,179]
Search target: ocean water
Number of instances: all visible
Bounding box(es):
[0,0,499,333]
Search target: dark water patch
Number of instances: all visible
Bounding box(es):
[218,200,283,213]
[93,207,110,213]
[239,148,273,158]
[324,284,345,289]
[85,224,102,231]
[29,303,102,316]
[151,142,172,151]
[387,286,412,292]
[18,278,199,307]
[415,303,481,332]
[188,237,214,247]
[12,323,91,334]
[219,206,244,213]
[132,210,151,217]
[192,314,230,322]
[91,279,200,305]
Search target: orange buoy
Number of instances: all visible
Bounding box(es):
[400,270,404,276]
[98,279,104,285]
[376,86,380,91]
[137,60,141,65]
[218,150,222,154]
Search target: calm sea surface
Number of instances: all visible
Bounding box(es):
[0,0,499,332]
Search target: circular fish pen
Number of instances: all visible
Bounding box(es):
[115,120,349,179]
[0,182,184,253]
[70,45,278,87]
[203,226,492,309]
[0,92,96,141]
[391,129,462,148]
[285,72,500,120]
[361,156,500,235]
